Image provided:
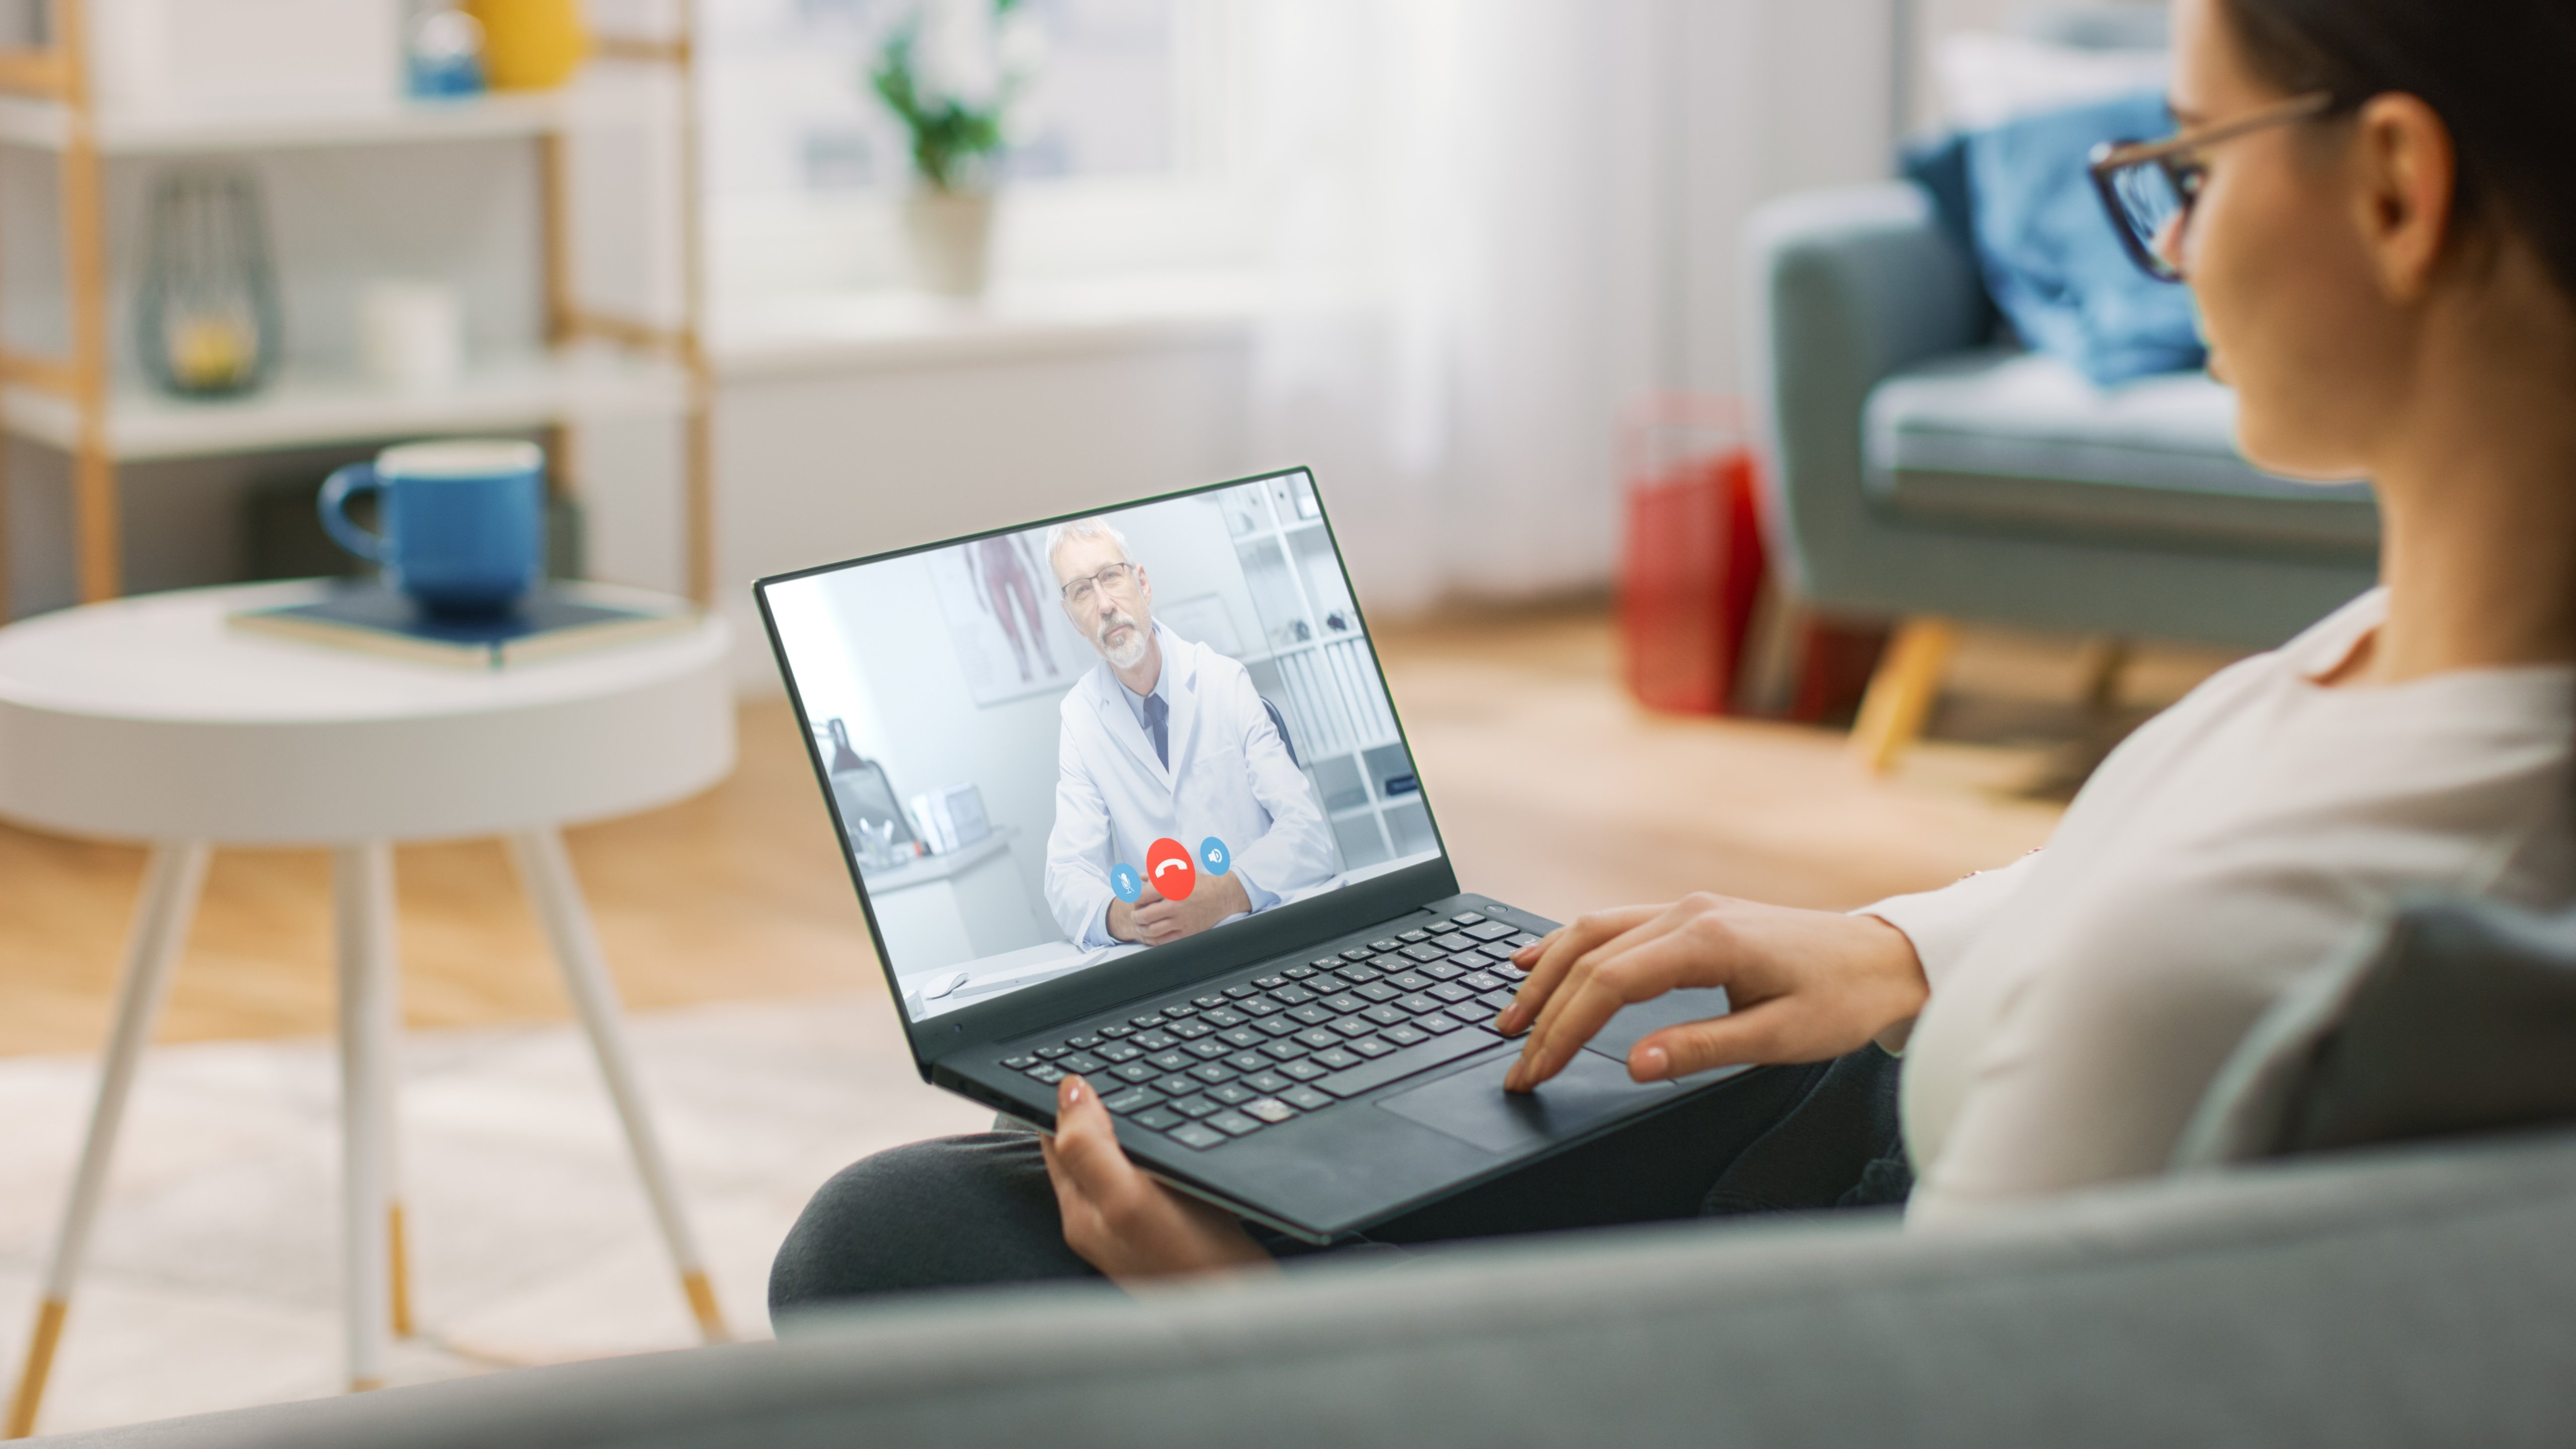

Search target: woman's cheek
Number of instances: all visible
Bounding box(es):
[2192,293,2232,386]
[2185,175,2304,466]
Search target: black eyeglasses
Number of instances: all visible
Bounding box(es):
[2089,92,2336,282]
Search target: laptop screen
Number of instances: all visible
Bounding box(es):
[761,469,1443,1025]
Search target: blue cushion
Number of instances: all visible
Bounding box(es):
[1899,131,1979,263]
[1965,90,2207,386]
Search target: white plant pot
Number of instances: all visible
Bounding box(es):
[903,189,998,298]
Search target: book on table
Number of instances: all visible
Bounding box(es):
[228,582,694,669]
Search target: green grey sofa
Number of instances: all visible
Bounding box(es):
[42,880,2576,1446]
[1745,182,2379,650]
[36,1124,2576,1447]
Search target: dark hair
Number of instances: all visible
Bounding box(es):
[2222,0,2576,304]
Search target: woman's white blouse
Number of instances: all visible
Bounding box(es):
[1866,590,2574,1222]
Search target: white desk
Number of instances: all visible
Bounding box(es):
[0,581,734,1432]
[861,829,1052,975]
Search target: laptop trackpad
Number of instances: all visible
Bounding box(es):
[1378,1050,1674,1156]
[1582,986,1733,1064]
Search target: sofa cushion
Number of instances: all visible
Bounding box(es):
[1964,91,2208,385]
[1863,349,2378,556]
[2175,896,2576,1169]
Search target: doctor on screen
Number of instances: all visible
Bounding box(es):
[1042,517,1335,948]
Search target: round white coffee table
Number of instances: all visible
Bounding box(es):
[0,581,736,1433]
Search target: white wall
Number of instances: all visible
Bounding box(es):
[1672,0,1900,399]
[701,0,1902,667]
[1904,0,2171,132]
[711,336,1256,689]
[1909,0,2022,131]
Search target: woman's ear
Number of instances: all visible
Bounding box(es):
[2349,92,2459,304]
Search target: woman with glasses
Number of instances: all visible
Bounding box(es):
[772,0,2576,1303]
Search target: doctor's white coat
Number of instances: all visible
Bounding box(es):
[1044,624,1336,946]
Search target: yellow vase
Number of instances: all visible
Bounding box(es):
[465,0,589,91]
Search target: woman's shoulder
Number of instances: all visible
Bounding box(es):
[2070,593,2386,756]
[2030,758,2570,1007]
[2280,587,2389,675]
[2074,590,2567,811]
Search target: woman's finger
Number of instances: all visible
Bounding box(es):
[1512,899,1702,1048]
[1044,1075,1145,1228]
[1624,1002,1799,1081]
[1038,1092,1103,1248]
[1037,1133,1104,1250]
[1497,904,1664,1034]
[1507,917,1737,1090]
[1510,925,1563,967]
[1500,924,1591,1029]
[1041,1073,1275,1281]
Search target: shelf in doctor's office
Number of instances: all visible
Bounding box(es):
[0,347,691,462]
[1234,625,1370,668]
[1331,796,1411,823]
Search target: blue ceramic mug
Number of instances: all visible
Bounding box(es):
[320,439,546,616]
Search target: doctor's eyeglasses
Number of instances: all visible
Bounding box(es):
[1059,561,1138,608]
[2088,90,2334,282]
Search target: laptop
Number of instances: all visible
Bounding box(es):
[756,466,1743,1243]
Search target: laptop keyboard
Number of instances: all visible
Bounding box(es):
[999,911,1543,1150]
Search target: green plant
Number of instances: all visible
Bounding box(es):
[871,0,1031,194]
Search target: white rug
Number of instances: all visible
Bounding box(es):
[0,995,991,1437]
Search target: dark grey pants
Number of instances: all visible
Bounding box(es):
[770,1046,1909,1321]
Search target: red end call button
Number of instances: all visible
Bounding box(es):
[1145,837,1197,900]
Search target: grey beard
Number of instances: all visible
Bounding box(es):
[1099,614,1150,669]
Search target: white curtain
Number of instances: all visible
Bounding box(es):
[1235,0,1675,613]
[1227,0,1899,613]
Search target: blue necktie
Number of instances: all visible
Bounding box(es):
[1141,693,1168,768]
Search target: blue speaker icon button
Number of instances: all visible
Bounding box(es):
[1109,862,1143,903]
[1199,837,1232,876]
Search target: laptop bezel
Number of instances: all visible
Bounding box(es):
[753,465,1461,1074]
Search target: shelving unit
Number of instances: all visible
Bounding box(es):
[0,86,568,152]
[1214,474,1435,872]
[0,0,715,615]
[1,346,686,460]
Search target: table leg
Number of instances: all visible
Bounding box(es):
[507,828,728,1343]
[333,843,398,1392]
[6,843,212,1440]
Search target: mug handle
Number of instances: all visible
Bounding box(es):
[318,463,389,565]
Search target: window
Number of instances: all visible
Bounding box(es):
[703,0,1254,303]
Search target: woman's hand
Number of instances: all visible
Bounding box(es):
[1040,1074,1277,1283]
[1497,895,1927,1092]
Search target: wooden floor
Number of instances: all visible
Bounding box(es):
[0,606,2220,1056]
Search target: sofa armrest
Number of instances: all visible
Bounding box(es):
[1742,182,1992,602]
